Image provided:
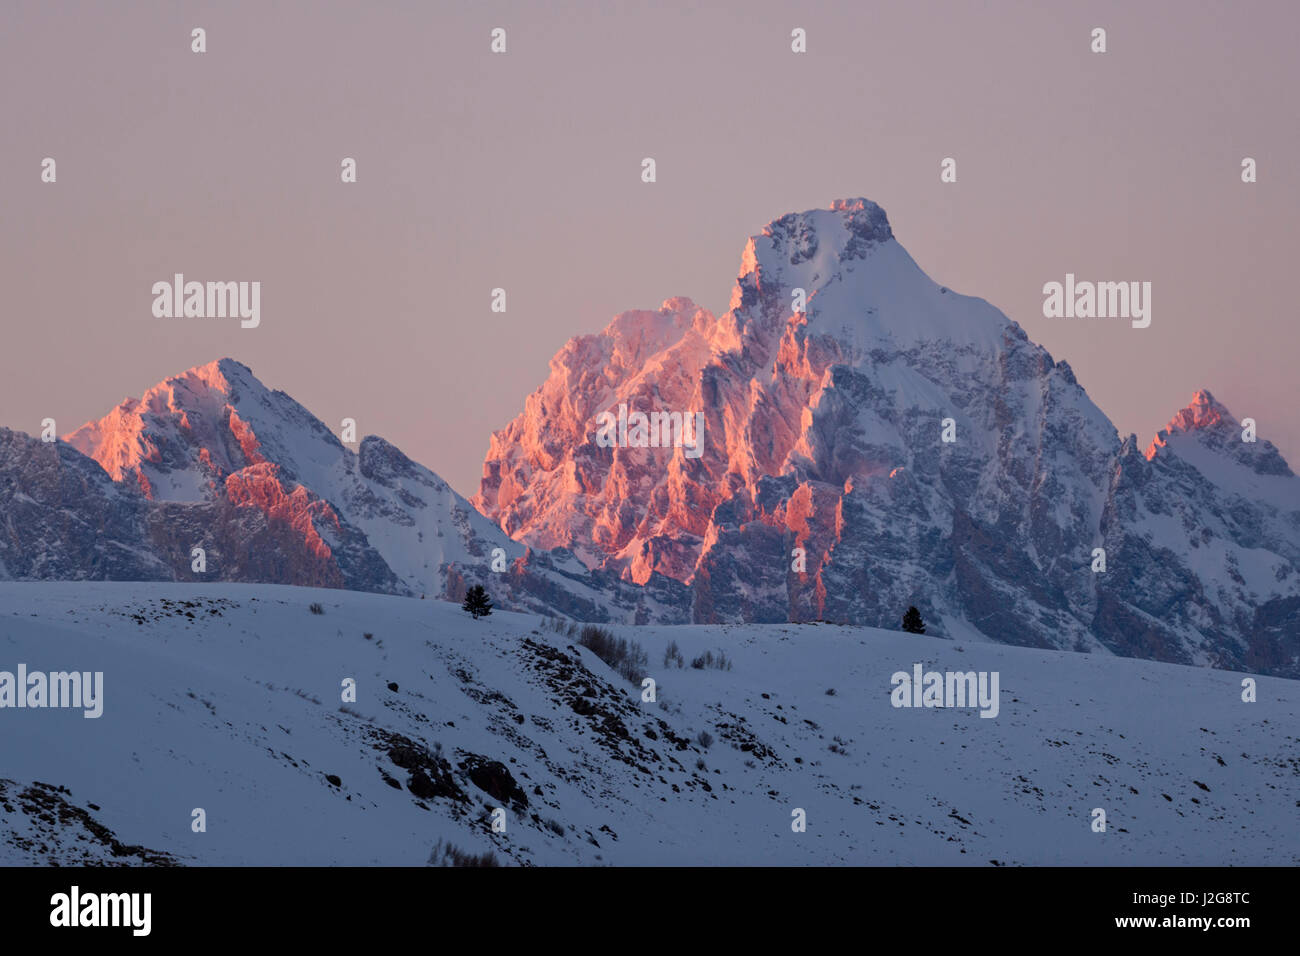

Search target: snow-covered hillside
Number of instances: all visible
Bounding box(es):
[1,582,1293,866]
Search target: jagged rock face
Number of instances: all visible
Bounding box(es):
[56,360,412,595]
[2,359,678,623]
[0,429,165,581]
[475,296,721,581]
[0,425,380,590]
[477,201,1115,630]
[1,202,1295,675]
[477,199,1298,674]
[1097,391,1300,675]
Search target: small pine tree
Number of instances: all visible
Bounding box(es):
[462,584,493,620]
[901,605,925,634]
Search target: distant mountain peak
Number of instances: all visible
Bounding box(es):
[479,197,1114,598]
[1169,388,1233,431]
[475,198,1299,676]
[763,197,894,247]
[740,198,894,282]
[1144,389,1295,484]
[4,199,1296,677]
[11,356,671,622]
[1144,389,1237,459]
[63,357,273,492]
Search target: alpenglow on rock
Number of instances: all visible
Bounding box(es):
[475,199,1299,676]
[0,358,682,623]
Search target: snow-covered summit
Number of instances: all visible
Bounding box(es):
[475,199,1299,676]
[2,199,1295,676]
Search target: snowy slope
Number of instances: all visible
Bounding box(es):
[1,582,1294,866]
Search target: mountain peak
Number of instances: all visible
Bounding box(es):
[193,356,254,384]
[479,195,1119,602]
[1144,389,1237,460]
[62,357,287,494]
[166,357,263,402]
[726,196,1012,356]
[745,198,894,277]
[1170,388,1233,431]
[1143,389,1295,481]
[98,358,258,421]
[828,196,893,231]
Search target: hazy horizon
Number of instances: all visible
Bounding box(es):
[3,0,1297,497]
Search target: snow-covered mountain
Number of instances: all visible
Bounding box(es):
[0,359,682,623]
[1099,390,1300,674]
[60,358,501,597]
[2,582,1294,866]
[1,200,1295,677]
[475,199,1299,676]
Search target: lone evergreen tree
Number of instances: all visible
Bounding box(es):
[901,606,925,634]
[463,584,493,620]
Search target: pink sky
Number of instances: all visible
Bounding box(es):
[2,0,1296,495]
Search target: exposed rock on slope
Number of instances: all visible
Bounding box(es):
[475,199,1299,675]
[1,359,680,622]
